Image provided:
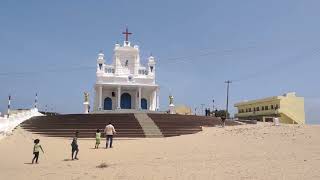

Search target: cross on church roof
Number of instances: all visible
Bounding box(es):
[122,27,132,42]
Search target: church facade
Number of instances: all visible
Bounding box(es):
[93,29,159,111]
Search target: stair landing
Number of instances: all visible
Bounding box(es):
[134,113,163,138]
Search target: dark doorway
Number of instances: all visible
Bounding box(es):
[121,93,131,109]
[104,97,112,110]
[141,98,148,110]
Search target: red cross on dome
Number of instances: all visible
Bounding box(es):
[122,27,132,42]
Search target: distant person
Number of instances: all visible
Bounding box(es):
[221,116,226,127]
[205,108,208,116]
[71,131,79,160]
[95,129,101,149]
[274,115,280,126]
[104,122,116,148]
[32,139,44,164]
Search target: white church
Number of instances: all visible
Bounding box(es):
[93,28,160,112]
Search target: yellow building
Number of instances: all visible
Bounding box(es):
[175,105,193,115]
[234,92,305,124]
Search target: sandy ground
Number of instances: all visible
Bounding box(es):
[0,123,320,180]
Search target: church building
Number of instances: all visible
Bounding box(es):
[93,28,160,111]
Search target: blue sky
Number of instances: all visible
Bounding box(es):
[0,0,319,124]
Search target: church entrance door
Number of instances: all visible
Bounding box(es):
[141,98,148,110]
[104,97,112,110]
[121,93,131,109]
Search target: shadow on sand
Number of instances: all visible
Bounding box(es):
[63,159,73,161]
[24,162,34,165]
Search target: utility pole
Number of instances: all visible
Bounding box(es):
[212,99,215,113]
[7,95,11,118]
[201,104,205,116]
[225,80,232,119]
[34,93,38,108]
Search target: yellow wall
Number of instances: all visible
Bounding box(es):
[278,93,305,124]
[234,92,305,124]
[175,105,193,115]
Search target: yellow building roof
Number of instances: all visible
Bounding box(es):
[234,92,298,107]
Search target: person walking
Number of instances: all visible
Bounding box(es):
[104,122,116,148]
[71,131,79,160]
[95,129,101,149]
[32,139,44,164]
[221,116,226,127]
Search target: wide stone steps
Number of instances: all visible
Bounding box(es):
[148,114,239,137]
[20,113,240,138]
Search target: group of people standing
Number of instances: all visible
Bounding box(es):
[31,122,116,164]
[205,108,212,116]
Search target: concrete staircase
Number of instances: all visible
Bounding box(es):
[278,108,304,124]
[134,113,163,138]
[21,113,239,138]
[21,114,145,138]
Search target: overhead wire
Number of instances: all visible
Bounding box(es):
[231,47,320,83]
[0,44,319,82]
[0,44,258,78]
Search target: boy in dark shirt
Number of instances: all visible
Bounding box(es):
[71,131,79,160]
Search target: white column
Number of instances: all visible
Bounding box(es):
[149,91,154,111]
[138,87,141,110]
[117,86,121,109]
[156,88,160,111]
[98,86,102,110]
[152,90,157,111]
[135,88,139,110]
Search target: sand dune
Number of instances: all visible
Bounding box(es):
[0,123,320,180]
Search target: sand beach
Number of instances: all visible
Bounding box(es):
[0,123,320,180]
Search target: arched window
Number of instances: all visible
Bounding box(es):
[104,97,112,110]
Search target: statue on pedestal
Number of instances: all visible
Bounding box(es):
[169,95,174,105]
[168,95,175,114]
[84,92,89,103]
[83,92,90,114]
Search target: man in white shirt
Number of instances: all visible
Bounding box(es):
[104,122,116,148]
